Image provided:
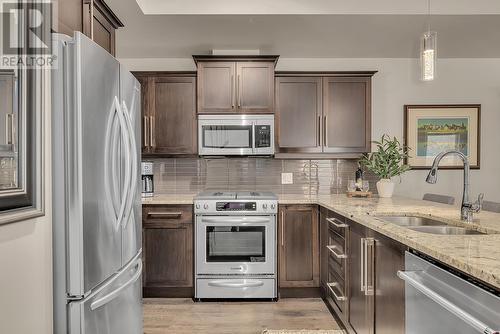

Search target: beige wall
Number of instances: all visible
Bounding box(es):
[0,99,52,333]
[121,57,500,202]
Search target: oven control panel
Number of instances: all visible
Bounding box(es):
[195,200,277,214]
[216,202,256,211]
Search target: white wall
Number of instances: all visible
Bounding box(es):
[121,57,500,202]
[0,103,52,333]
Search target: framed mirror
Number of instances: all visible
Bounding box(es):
[0,0,47,224]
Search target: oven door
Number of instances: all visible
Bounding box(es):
[196,215,276,275]
[198,120,254,156]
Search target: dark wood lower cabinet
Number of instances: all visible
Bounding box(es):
[320,208,406,334]
[373,232,406,334]
[279,205,320,294]
[142,205,193,297]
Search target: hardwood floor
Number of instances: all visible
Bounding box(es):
[143,298,341,334]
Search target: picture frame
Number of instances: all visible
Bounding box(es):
[404,104,481,169]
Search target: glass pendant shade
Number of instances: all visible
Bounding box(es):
[420,31,437,81]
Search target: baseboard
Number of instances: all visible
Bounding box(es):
[279,287,322,298]
[143,287,194,298]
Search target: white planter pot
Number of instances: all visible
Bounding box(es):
[377,179,395,198]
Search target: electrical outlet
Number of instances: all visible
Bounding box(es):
[281,172,293,185]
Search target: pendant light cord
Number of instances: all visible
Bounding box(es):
[427,0,431,33]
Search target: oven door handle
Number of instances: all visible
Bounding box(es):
[208,280,264,288]
[200,217,271,224]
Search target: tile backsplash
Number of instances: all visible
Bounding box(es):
[150,158,378,196]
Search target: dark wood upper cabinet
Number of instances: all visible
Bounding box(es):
[150,76,197,154]
[276,77,322,153]
[83,0,123,56]
[135,73,197,156]
[56,0,123,56]
[142,205,194,297]
[279,205,319,288]
[57,0,84,36]
[194,56,278,114]
[275,72,374,157]
[236,62,274,113]
[197,62,235,113]
[323,77,371,153]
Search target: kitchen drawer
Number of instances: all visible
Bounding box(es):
[324,211,348,238]
[325,262,347,319]
[328,227,346,254]
[196,278,276,299]
[328,247,347,278]
[143,205,193,228]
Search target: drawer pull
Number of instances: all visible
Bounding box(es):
[327,282,346,301]
[147,211,183,218]
[326,217,347,228]
[326,245,347,259]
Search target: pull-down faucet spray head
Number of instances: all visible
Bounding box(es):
[426,168,438,184]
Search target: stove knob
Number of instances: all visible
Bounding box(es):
[262,203,268,210]
[271,203,276,210]
[203,204,209,210]
[195,203,201,210]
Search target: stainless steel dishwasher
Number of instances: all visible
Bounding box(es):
[398,252,500,334]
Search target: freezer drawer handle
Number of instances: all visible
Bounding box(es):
[397,270,500,334]
[90,260,142,311]
[208,280,264,288]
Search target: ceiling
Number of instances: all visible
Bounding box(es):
[107,0,500,59]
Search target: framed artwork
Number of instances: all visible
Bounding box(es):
[404,104,481,169]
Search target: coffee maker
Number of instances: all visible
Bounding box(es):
[141,161,154,197]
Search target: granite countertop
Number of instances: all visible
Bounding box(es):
[142,193,500,290]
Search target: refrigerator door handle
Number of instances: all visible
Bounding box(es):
[120,100,138,229]
[114,97,131,230]
[104,96,128,230]
[90,259,142,311]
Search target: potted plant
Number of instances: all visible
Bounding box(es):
[360,134,410,198]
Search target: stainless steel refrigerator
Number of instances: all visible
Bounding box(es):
[52,32,142,334]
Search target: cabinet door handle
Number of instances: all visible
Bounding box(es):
[143,116,148,147]
[365,238,375,296]
[323,115,327,147]
[327,282,347,301]
[317,115,321,146]
[149,116,154,148]
[5,114,14,145]
[231,75,235,108]
[237,74,241,108]
[361,238,366,292]
[326,245,347,259]
[281,210,284,247]
[326,217,347,228]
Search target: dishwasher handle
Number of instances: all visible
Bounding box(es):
[397,270,500,334]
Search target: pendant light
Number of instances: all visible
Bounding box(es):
[421,0,437,81]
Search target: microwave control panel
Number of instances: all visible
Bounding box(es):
[255,125,271,148]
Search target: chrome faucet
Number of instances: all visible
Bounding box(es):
[426,150,483,222]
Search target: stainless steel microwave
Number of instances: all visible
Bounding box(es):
[198,115,274,156]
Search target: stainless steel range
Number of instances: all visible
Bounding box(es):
[194,191,278,299]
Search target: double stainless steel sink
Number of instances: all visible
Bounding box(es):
[375,215,485,235]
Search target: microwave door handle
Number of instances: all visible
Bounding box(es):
[252,122,256,154]
[397,270,499,334]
